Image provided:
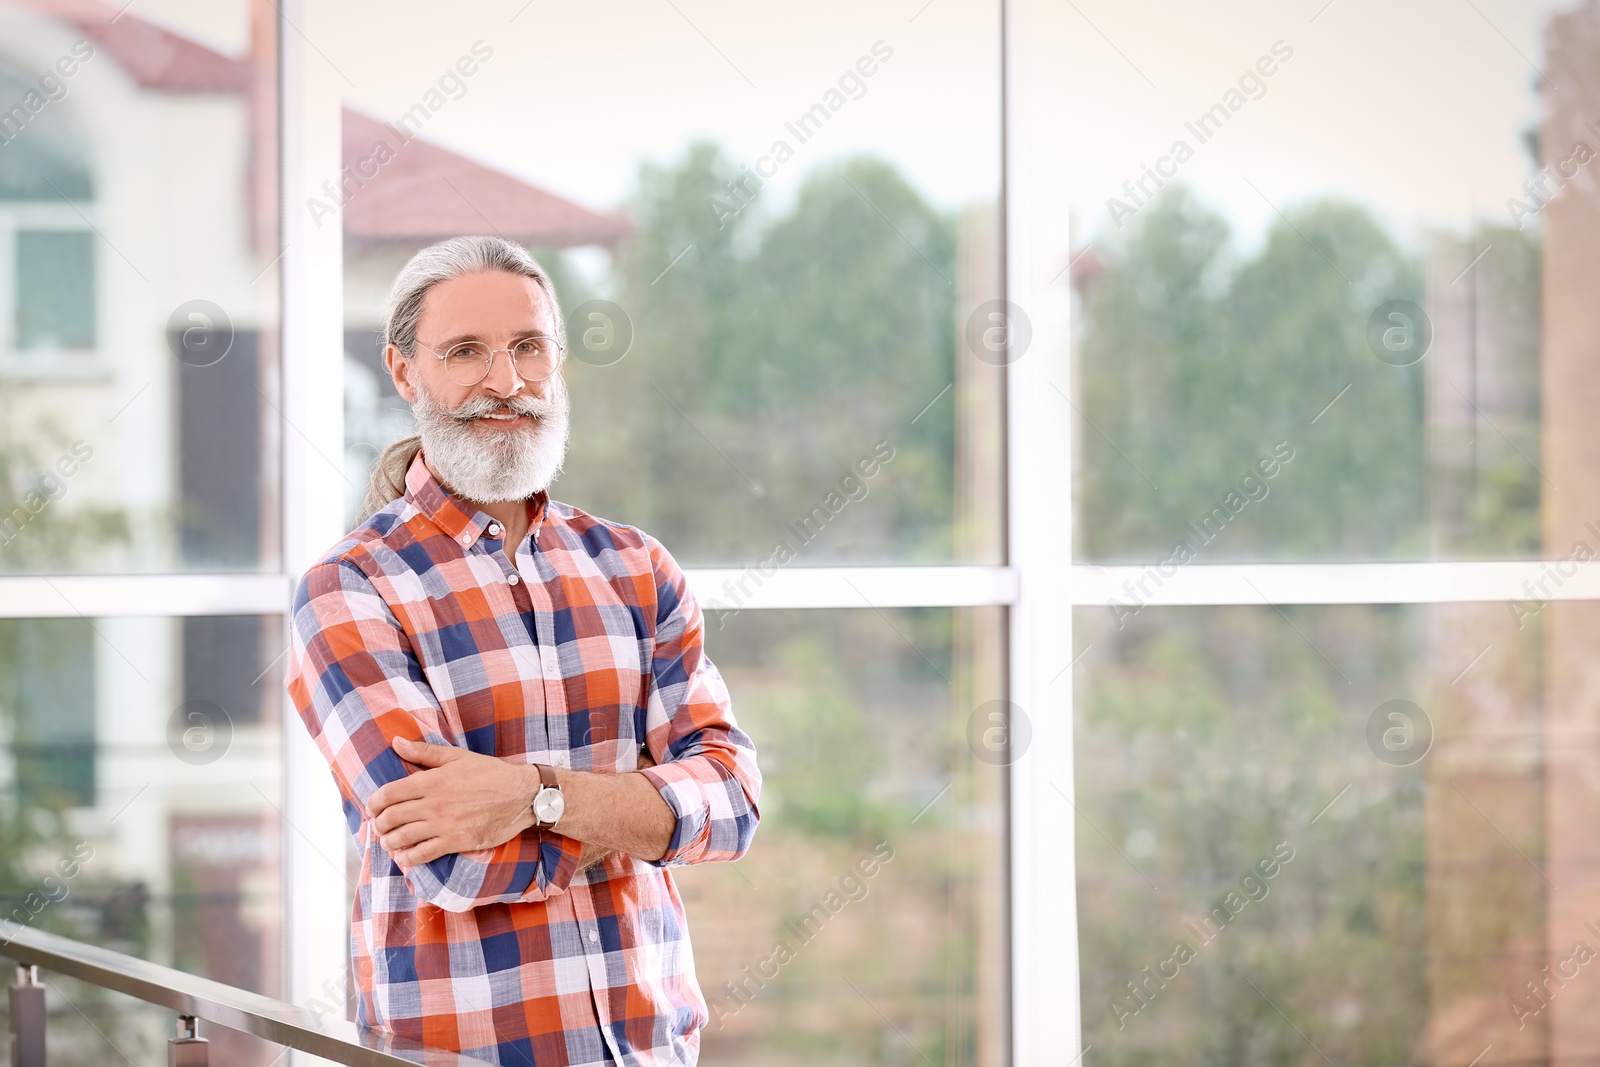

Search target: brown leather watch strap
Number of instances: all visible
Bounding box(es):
[531,763,562,828]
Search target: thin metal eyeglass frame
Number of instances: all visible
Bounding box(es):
[413,335,567,387]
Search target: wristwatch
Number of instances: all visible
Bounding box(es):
[531,764,565,829]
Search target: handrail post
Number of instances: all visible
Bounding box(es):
[169,1014,209,1066]
[9,963,46,1067]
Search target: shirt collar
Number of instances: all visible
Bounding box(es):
[403,450,549,549]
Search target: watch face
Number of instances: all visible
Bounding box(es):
[534,787,564,825]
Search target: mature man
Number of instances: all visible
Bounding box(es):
[286,235,761,1066]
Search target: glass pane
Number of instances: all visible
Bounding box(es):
[1064,2,1589,562]
[0,614,285,1066]
[690,606,1007,1066]
[16,230,94,350]
[1071,601,1599,1063]
[0,0,281,574]
[327,1,1004,565]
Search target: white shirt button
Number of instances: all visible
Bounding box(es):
[458,533,472,546]
[508,574,521,586]
[588,929,599,944]
[488,523,502,536]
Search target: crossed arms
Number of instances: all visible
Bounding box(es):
[365,735,672,874]
[285,536,761,912]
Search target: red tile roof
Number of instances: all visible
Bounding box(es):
[18,0,630,249]
[342,109,630,249]
[19,0,251,91]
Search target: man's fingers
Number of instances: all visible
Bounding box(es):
[393,736,459,768]
[377,818,434,855]
[368,764,439,814]
[392,836,446,870]
[371,798,432,836]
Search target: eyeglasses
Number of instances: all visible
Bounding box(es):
[414,334,566,387]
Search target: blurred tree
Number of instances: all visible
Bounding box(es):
[0,431,145,964]
[0,427,130,573]
[1076,187,1428,562]
[1075,604,1430,1066]
[560,142,957,565]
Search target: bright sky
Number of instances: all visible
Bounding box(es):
[141,0,1571,253]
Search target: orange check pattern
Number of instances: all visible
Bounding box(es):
[286,453,761,1066]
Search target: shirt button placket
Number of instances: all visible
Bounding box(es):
[571,885,618,1060]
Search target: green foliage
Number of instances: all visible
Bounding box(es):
[560,142,957,565]
[745,634,882,837]
[1076,605,1429,1065]
[0,428,113,883]
[1077,186,1428,562]
[0,426,131,573]
[0,432,144,957]
[708,607,955,843]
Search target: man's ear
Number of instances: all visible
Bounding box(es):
[386,344,420,404]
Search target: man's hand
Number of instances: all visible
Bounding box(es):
[368,737,536,870]
[369,739,665,874]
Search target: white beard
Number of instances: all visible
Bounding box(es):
[411,376,570,504]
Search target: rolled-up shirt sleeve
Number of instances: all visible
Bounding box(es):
[636,536,762,867]
[286,558,581,911]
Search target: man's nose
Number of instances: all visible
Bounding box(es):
[478,348,525,398]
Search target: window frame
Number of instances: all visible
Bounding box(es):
[0,201,103,377]
[0,2,1588,1064]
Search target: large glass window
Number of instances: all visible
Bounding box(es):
[1071,601,1567,1063]
[1063,1,1573,564]
[43,0,1600,1062]
[0,0,286,1062]
[0,614,285,1067]
[0,0,281,575]
[1056,0,1600,1060]
[691,607,1007,1066]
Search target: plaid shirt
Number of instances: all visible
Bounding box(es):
[286,453,761,1066]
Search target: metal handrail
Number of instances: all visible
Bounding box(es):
[2,926,496,1066]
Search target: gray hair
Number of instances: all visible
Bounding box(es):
[358,235,564,522]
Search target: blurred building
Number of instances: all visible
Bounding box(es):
[1420,3,1598,1062]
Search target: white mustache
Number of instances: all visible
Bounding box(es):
[446,392,562,421]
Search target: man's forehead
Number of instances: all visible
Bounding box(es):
[418,271,555,334]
